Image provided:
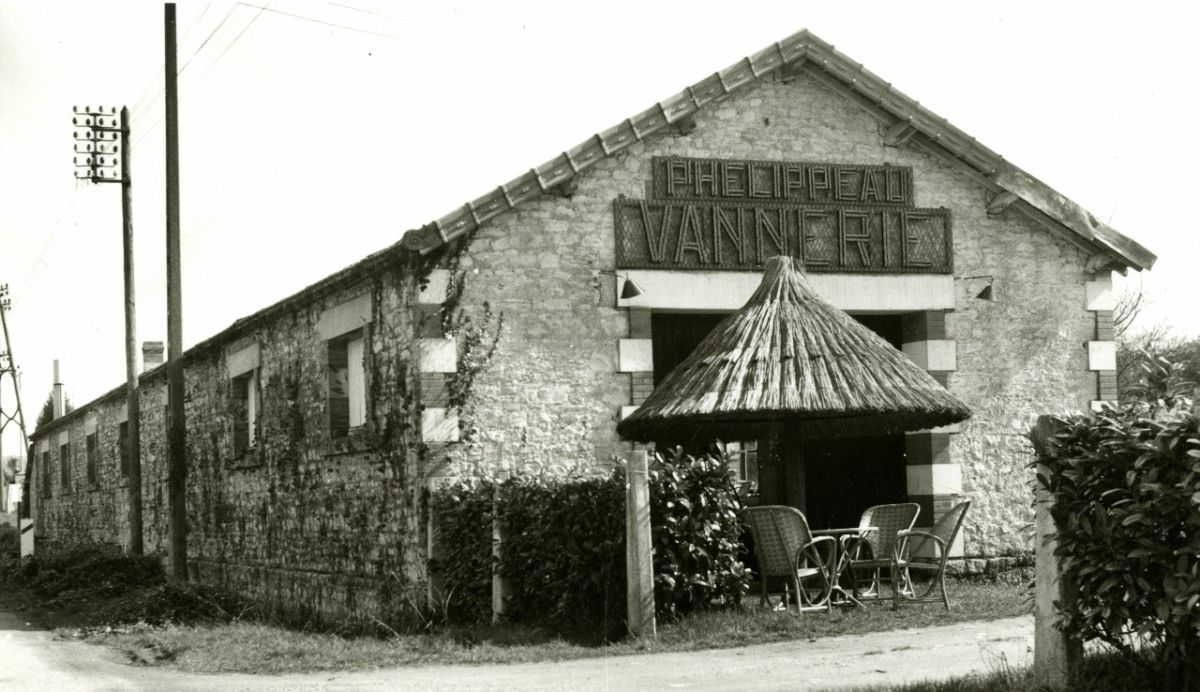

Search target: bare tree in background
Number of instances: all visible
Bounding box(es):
[1115,283,1200,402]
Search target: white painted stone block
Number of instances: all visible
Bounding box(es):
[1087,341,1117,371]
[902,340,957,371]
[618,339,654,373]
[1085,274,1115,311]
[419,337,458,373]
[225,342,261,379]
[317,293,372,339]
[906,464,962,495]
[1090,400,1116,412]
[616,270,955,312]
[620,405,639,420]
[421,408,460,443]
[420,269,451,305]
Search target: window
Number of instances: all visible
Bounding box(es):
[41,450,51,499]
[328,330,366,438]
[118,421,129,477]
[86,433,98,486]
[59,442,71,493]
[723,440,759,486]
[231,368,260,455]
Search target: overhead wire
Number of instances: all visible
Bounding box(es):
[131,3,241,131]
[132,3,269,149]
[234,2,413,42]
[324,1,429,26]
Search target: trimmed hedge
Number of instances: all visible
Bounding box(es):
[431,451,748,639]
[1037,400,1200,690]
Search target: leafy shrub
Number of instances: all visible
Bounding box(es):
[431,452,748,639]
[1036,400,1200,690]
[0,524,18,558]
[428,478,495,623]
[649,450,748,619]
[498,474,626,639]
[14,542,163,601]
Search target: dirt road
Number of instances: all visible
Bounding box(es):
[0,611,1032,691]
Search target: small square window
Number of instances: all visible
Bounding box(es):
[231,368,260,455]
[328,330,366,438]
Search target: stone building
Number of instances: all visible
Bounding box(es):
[29,30,1153,622]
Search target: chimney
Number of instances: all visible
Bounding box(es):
[142,341,165,372]
[52,359,65,418]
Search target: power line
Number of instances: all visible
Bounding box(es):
[133,4,266,148]
[324,1,429,26]
[235,2,413,42]
[129,4,220,123]
[131,4,240,129]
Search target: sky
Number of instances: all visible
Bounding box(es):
[1,0,1197,458]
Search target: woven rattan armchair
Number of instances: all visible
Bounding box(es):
[891,501,971,610]
[742,506,833,614]
[839,503,921,600]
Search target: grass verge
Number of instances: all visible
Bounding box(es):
[848,650,1162,691]
[78,578,1028,674]
[0,543,1033,675]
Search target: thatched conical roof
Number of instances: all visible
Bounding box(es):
[616,257,971,442]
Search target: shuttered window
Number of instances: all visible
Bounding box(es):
[231,369,260,455]
[118,421,129,477]
[328,329,366,438]
[86,433,98,486]
[59,442,71,493]
[41,450,51,499]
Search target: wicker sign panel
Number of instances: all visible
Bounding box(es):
[651,156,913,206]
[615,157,952,273]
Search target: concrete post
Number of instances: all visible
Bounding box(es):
[626,450,656,639]
[1030,415,1080,688]
[491,484,508,623]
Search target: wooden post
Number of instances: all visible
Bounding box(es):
[1031,415,1080,688]
[491,484,508,623]
[164,3,188,580]
[119,106,143,556]
[626,450,656,638]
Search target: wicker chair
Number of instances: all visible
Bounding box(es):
[891,501,972,610]
[742,506,834,614]
[839,503,921,600]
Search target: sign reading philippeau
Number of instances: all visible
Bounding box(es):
[615,156,952,273]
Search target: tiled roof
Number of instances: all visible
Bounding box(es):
[399,29,1155,272]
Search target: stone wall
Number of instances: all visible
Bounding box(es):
[444,69,1097,556]
[32,62,1107,617]
[32,261,429,625]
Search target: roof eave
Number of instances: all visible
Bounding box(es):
[399,28,1155,273]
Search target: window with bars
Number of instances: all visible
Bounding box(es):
[86,433,98,486]
[328,329,367,438]
[231,368,260,455]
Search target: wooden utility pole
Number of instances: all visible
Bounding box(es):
[164,2,188,580]
[121,106,144,555]
[72,105,142,554]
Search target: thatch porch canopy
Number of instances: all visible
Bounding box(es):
[616,257,972,442]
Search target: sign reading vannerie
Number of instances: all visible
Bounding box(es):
[615,156,952,273]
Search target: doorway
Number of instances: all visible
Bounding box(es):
[649,310,907,526]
